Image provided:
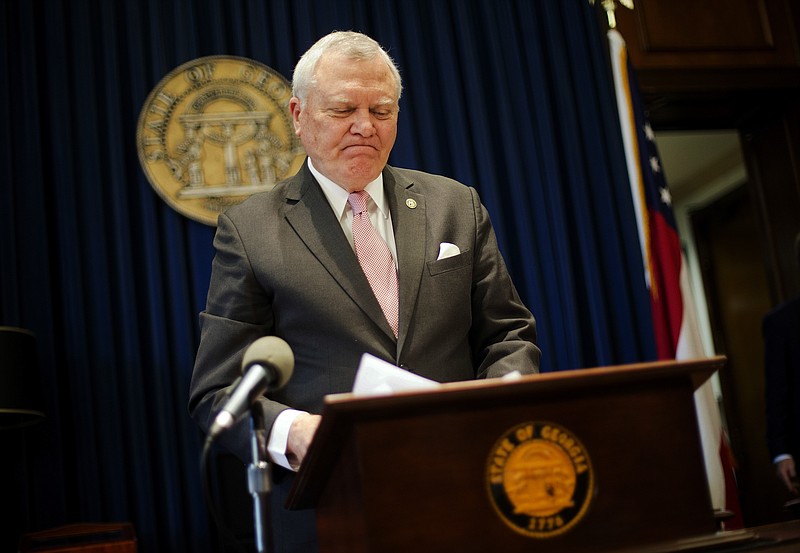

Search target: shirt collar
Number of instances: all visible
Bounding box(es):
[308,158,389,221]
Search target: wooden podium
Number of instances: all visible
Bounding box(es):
[287,357,729,553]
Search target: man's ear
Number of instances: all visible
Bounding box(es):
[289,97,302,136]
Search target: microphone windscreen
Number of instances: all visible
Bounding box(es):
[241,336,294,390]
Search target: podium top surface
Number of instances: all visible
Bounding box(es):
[326,355,722,408]
[286,355,725,510]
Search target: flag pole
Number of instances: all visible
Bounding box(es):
[589,0,634,29]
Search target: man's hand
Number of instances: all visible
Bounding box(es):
[776,458,798,494]
[286,413,321,470]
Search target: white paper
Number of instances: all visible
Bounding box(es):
[501,370,523,381]
[352,353,440,396]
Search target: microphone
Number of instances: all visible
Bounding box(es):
[209,336,294,439]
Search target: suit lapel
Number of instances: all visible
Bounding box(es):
[283,164,395,338]
[384,167,427,355]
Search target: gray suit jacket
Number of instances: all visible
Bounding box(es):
[189,161,540,552]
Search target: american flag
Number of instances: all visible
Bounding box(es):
[608,29,743,529]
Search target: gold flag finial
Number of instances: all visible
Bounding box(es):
[589,0,634,29]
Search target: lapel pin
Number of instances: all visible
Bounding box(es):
[406,198,417,209]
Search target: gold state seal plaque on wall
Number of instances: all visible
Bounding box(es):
[487,421,594,538]
[137,56,305,226]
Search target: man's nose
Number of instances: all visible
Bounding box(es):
[350,109,376,136]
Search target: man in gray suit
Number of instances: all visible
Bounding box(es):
[189,30,540,552]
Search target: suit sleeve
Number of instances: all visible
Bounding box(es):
[188,211,289,463]
[467,187,541,378]
[764,308,793,460]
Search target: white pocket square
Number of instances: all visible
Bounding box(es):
[437,242,460,260]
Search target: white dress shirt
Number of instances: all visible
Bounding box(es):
[267,159,397,471]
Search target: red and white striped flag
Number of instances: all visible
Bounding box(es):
[608,29,742,529]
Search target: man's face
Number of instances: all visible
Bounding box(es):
[290,53,399,192]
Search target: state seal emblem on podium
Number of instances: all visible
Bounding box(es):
[136,56,305,226]
[486,421,594,538]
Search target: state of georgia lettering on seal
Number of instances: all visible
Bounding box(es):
[137,56,305,226]
[486,421,595,538]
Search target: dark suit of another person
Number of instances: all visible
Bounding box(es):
[765,297,800,492]
[188,161,541,552]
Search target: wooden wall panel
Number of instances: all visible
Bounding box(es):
[691,188,785,527]
[616,0,800,70]
[741,99,800,303]
[609,0,800,129]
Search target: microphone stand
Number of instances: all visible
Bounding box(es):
[248,405,273,553]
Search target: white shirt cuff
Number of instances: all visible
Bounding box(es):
[267,408,306,472]
[774,453,794,464]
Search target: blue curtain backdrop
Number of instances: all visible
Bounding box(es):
[1,0,655,551]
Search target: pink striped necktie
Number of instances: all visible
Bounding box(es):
[348,190,399,338]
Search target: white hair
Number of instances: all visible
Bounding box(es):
[292,31,403,104]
